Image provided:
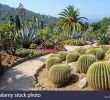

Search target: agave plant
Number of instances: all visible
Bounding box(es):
[16,28,38,48]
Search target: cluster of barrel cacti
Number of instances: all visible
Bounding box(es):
[45,46,110,90]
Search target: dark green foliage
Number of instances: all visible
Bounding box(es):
[15,15,21,30]
[77,54,97,73]
[16,28,38,48]
[87,61,110,90]
[49,64,72,87]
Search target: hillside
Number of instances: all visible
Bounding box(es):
[0,3,58,28]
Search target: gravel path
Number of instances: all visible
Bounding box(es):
[0,54,50,90]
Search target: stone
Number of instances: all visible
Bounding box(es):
[77,78,87,89]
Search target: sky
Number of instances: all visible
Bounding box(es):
[0,0,110,22]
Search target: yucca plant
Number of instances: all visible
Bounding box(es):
[16,28,38,48]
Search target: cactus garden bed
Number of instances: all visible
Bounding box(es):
[34,45,110,91]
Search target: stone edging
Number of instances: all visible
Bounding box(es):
[5,54,46,70]
[33,63,46,90]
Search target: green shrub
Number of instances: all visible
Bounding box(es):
[16,49,34,57]
[58,51,68,61]
[66,53,80,63]
[87,61,110,90]
[86,48,105,60]
[77,54,97,73]
[49,64,72,87]
[64,39,87,46]
[74,48,87,55]
[45,40,54,49]
[46,57,62,70]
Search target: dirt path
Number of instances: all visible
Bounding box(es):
[0,54,50,90]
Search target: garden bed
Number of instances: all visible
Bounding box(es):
[33,64,93,91]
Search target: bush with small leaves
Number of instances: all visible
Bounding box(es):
[86,48,105,60]
[58,51,68,61]
[46,57,62,70]
[49,64,72,87]
[66,52,80,63]
[77,54,97,73]
[87,61,110,90]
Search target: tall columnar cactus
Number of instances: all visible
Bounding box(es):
[49,64,72,87]
[58,51,68,61]
[77,54,96,73]
[66,52,80,63]
[86,48,105,60]
[87,61,110,90]
[46,57,62,70]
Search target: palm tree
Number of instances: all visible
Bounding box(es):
[58,5,87,38]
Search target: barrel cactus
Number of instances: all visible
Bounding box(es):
[49,64,72,87]
[87,61,110,90]
[58,51,68,61]
[74,48,87,55]
[66,52,80,63]
[100,45,110,52]
[106,49,110,55]
[86,48,105,60]
[48,53,59,59]
[105,54,110,61]
[77,54,97,73]
[46,57,62,70]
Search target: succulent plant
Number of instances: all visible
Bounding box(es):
[66,52,80,63]
[74,48,87,55]
[77,54,97,73]
[46,57,62,70]
[86,48,105,60]
[58,51,68,61]
[48,54,60,59]
[100,45,110,52]
[87,61,110,90]
[49,64,72,87]
[106,49,110,55]
[105,54,110,61]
